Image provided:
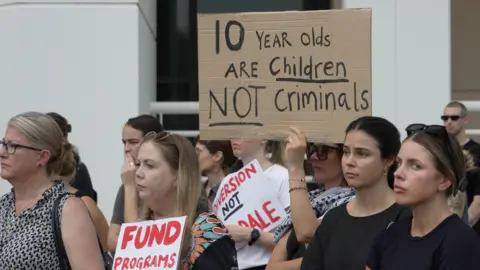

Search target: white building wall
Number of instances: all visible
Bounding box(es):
[0,0,156,221]
[341,0,451,138]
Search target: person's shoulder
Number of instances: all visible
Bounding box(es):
[465,139,480,154]
[190,212,232,244]
[269,164,288,175]
[315,203,347,232]
[443,215,479,243]
[323,202,347,218]
[265,164,289,181]
[436,216,480,265]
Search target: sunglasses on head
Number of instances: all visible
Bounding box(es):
[405,124,462,196]
[306,143,342,161]
[405,124,453,155]
[406,124,448,137]
[441,115,460,121]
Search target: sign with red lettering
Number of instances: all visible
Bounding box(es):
[113,216,187,270]
[212,160,287,232]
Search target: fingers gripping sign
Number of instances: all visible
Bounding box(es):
[122,152,137,187]
[284,126,308,170]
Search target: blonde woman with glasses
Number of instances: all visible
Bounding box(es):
[0,112,104,269]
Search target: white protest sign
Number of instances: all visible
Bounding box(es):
[113,216,187,270]
[212,160,287,232]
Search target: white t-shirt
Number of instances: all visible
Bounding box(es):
[237,164,290,269]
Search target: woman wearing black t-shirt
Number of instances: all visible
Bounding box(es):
[366,124,480,270]
[300,116,410,270]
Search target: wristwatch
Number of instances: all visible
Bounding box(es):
[248,229,261,246]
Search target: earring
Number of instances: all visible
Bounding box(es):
[383,167,388,176]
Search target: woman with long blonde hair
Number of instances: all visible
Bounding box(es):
[130,131,237,269]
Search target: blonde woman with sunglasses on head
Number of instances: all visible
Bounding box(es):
[366,124,480,270]
[127,131,238,269]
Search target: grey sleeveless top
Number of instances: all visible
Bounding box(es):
[0,182,70,269]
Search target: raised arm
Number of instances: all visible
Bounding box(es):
[122,153,139,223]
[284,127,321,242]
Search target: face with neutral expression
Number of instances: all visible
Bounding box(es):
[308,143,343,185]
[195,142,222,174]
[135,141,177,204]
[394,140,451,207]
[342,130,389,189]
[122,125,144,159]
[442,107,467,137]
[0,126,50,181]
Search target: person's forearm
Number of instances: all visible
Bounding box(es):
[124,185,139,222]
[266,258,302,270]
[257,231,275,250]
[288,167,320,243]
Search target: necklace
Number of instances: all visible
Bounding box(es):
[15,198,36,215]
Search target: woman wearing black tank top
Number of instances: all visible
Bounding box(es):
[366,124,480,269]
[301,116,410,270]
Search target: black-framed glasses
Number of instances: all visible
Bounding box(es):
[0,140,42,155]
[306,143,342,161]
[441,115,461,121]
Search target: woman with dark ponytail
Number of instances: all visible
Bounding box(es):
[47,112,98,203]
[301,116,410,270]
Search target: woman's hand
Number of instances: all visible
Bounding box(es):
[121,152,136,187]
[226,224,253,242]
[284,126,308,171]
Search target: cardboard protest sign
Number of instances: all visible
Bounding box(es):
[212,160,287,232]
[113,216,187,270]
[198,9,372,142]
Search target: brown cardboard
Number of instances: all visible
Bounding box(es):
[198,9,372,143]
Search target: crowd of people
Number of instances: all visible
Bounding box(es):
[0,101,479,269]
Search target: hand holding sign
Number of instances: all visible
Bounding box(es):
[198,9,372,142]
[212,160,287,232]
[113,216,186,270]
[284,126,308,171]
